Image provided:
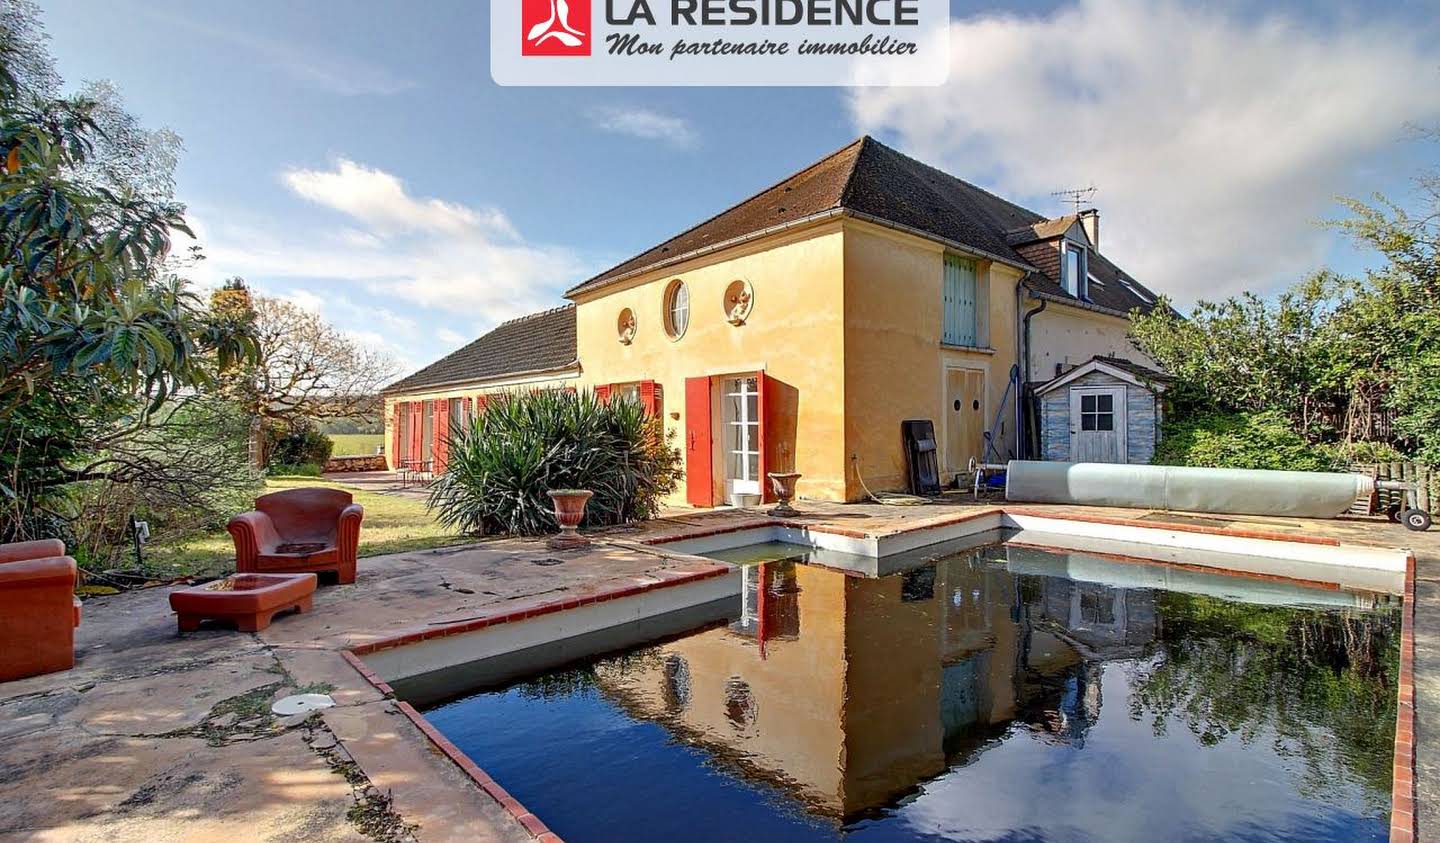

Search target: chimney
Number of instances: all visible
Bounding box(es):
[1078,209,1099,251]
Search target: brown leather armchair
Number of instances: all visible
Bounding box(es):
[0,539,82,682]
[228,488,364,584]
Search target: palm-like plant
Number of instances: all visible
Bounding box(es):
[428,389,682,536]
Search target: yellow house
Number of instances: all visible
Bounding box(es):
[382,136,1163,505]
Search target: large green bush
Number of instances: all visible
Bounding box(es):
[1154,410,1340,472]
[267,424,334,472]
[428,389,682,536]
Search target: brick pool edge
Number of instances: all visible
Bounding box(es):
[338,518,1415,843]
[1393,552,1417,843]
[339,563,732,843]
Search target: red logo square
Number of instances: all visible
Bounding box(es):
[522,0,591,56]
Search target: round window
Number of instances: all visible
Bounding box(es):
[664,280,689,339]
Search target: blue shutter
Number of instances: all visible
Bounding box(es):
[943,255,978,347]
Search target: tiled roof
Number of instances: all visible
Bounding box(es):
[564,135,1162,316]
[383,305,577,394]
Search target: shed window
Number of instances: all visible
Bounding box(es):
[1079,392,1114,431]
[942,255,979,347]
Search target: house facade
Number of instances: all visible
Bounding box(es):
[383,136,1164,505]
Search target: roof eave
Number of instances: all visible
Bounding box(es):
[565,207,1037,301]
[383,360,581,396]
[842,210,1036,273]
[1023,284,1141,320]
[564,207,848,300]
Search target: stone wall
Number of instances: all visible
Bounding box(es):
[324,454,388,473]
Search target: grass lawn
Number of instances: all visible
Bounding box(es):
[330,433,385,456]
[144,477,468,579]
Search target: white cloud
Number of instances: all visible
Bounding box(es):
[283,159,519,239]
[189,158,594,373]
[848,0,1440,304]
[587,106,698,147]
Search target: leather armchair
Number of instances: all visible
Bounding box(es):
[228,488,364,584]
[0,539,81,682]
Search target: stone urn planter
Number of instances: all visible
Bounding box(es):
[766,472,802,517]
[547,489,594,550]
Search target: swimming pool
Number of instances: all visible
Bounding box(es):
[423,543,1400,842]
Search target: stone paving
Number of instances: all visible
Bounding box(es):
[1,495,1436,842]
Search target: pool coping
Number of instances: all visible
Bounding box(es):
[340,563,731,843]
[1394,552,1418,843]
[337,511,1418,843]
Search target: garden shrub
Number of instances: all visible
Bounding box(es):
[268,463,324,478]
[1155,410,1340,472]
[267,424,334,471]
[428,389,683,536]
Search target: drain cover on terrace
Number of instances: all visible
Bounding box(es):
[530,557,566,567]
[272,693,336,716]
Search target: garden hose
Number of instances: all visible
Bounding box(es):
[852,454,929,506]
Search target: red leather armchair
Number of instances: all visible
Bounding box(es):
[228,488,364,584]
[0,539,82,682]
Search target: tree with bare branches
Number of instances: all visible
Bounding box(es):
[216,281,400,466]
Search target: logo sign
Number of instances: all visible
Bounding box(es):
[522,0,592,56]
[493,0,949,86]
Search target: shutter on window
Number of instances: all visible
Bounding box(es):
[757,372,771,503]
[639,380,658,415]
[943,255,978,347]
[409,403,423,467]
[390,402,404,470]
[433,398,450,473]
[595,384,612,404]
[684,377,713,507]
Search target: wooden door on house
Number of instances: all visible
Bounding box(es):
[1069,386,1127,463]
[945,367,986,473]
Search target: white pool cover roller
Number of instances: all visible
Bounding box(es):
[1005,460,1375,519]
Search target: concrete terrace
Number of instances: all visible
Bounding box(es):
[1,497,1436,843]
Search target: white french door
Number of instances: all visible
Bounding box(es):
[724,376,761,495]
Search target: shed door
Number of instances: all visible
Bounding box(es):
[1069,387,1127,463]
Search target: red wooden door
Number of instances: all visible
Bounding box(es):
[685,376,713,507]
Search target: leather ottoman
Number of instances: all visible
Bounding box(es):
[169,573,317,632]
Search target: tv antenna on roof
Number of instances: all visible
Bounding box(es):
[1051,185,1097,214]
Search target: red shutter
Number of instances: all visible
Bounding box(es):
[758,371,771,502]
[389,402,404,470]
[476,394,489,412]
[409,403,423,467]
[685,376,713,507]
[461,396,473,433]
[639,380,658,416]
[595,384,612,404]
[433,398,450,473]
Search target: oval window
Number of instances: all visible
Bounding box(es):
[664,280,689,339]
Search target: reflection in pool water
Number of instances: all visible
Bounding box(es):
[424,544,1400,842]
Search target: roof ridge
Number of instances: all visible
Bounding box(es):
[565,136,867,297]
[835,134,874,209]
[494,302,574,328]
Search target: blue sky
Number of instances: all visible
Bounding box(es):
[35,0,1440,374]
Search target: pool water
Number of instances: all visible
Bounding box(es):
[424,544,1401,843]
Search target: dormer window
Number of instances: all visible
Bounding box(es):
[1062,242,1088,300]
